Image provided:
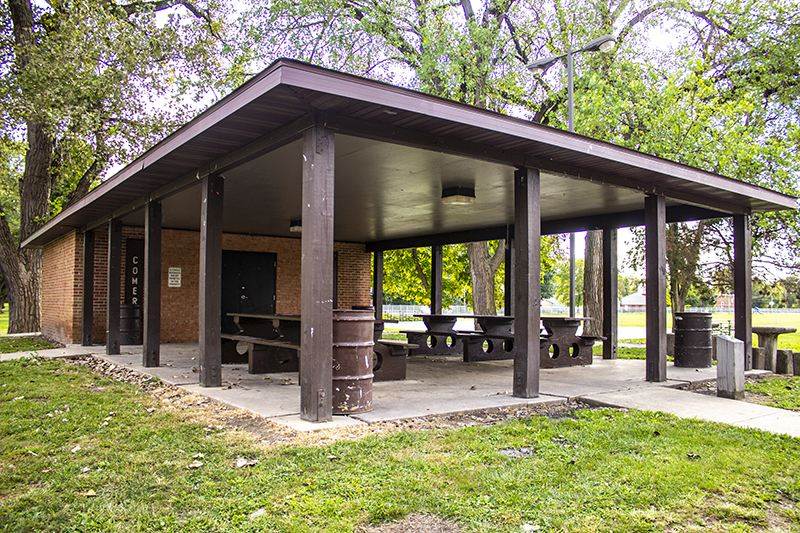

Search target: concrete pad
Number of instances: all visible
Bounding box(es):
[581,387,800,438]
[45,343,798,435]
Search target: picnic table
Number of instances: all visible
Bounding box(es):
[223,313,301,373]
[539,316,599,368]
[752,326,796,371]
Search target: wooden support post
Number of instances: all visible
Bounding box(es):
[504,227,514,315]
[143,201,162,367]
[300,125,334,422]
[199,175,224,387]
[716,335,744,400]
[645,194,667,382]
[431,245,442,314]
[373,251,384,320]
[82,230,94,346]
[733,214,753,369]
[513,167,541,397]
[106,220,122,355]
[602,227,618,359]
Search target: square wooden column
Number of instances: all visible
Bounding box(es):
[733,214,753,369]
[373,251,384,320]
[199,175,224,387]
[645,195,667,382]
[300,125,334,422]
[431,245,443,314]
[504,227,514,315]
[602,227,618,359]
[513,167,541,398]
[143,201,162,367]
[82,230,94,346]
[106,220,122,355]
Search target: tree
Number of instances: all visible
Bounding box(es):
[0,0,226,332]
[238,0,696,318]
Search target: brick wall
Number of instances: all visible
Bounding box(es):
[50,227,372,345]
[41,231,81,343]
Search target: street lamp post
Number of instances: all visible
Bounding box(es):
[528,35,615,318]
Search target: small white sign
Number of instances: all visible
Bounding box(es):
[168,267,182,288]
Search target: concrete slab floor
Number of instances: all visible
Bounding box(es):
[63,343,787,433]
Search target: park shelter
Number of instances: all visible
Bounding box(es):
[25,59,797,422]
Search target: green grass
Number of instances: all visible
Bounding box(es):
[0,309,7,335]
[0,335,55,354]
[618,312,800,351]
[747,376,800,411]
[2,358,799,531]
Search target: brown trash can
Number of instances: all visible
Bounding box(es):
[332,309,374,414]
[120,304,142,345]
[674,312,712,368]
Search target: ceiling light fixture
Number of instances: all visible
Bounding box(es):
[441,186,476,206]
[289,218,302,233]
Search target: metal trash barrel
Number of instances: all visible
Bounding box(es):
[332,309,374,414]
[120,304,142,345]
[674,312,712,367]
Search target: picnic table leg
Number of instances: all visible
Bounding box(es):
[762,335,778,372]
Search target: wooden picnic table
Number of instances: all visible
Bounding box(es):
[540,316,592,337]
[228,312,301,345]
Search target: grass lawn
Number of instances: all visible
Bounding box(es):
[619,312,800,351]
[0,335,55,354]
[747,376,800,411]
[2,358,799,531]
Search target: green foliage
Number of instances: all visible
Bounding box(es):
[2,358,800,530]
[0,0,230,224]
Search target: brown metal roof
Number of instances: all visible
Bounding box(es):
[23,58,797,248]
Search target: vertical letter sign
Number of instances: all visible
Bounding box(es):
[125,239,145,307]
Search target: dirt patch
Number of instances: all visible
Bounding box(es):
[65,354,583,447]
[690,374,785,408]
[359,514,462,532]
[66,355,299,445]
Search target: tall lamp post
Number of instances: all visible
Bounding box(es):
[528,34,615,318]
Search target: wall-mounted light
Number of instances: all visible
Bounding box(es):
[289,218,302,233]
[441,186,475,206]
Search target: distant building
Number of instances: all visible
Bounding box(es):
[620,289,647,312]
[715,294,734,309]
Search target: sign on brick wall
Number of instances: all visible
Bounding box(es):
[124,238,144,307]
[168,267,182,288]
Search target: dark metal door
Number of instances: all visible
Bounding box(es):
[221,251,277,333]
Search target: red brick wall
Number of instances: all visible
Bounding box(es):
[54,227,372,345]
[41,231,81,343]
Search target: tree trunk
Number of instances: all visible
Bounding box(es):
[669,275,686,330]
[583,231,603,336]
[467,241,505,316]
[4,0,54,333]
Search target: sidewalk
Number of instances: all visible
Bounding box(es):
[582,386,800,438]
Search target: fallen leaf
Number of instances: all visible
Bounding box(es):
[235,457,259,469]
[249,508,266,520]
[188,460,203,469]
[71,445,81,454]
[81,466,91,474]
[81,489,97,497]
[192,452,205,459]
